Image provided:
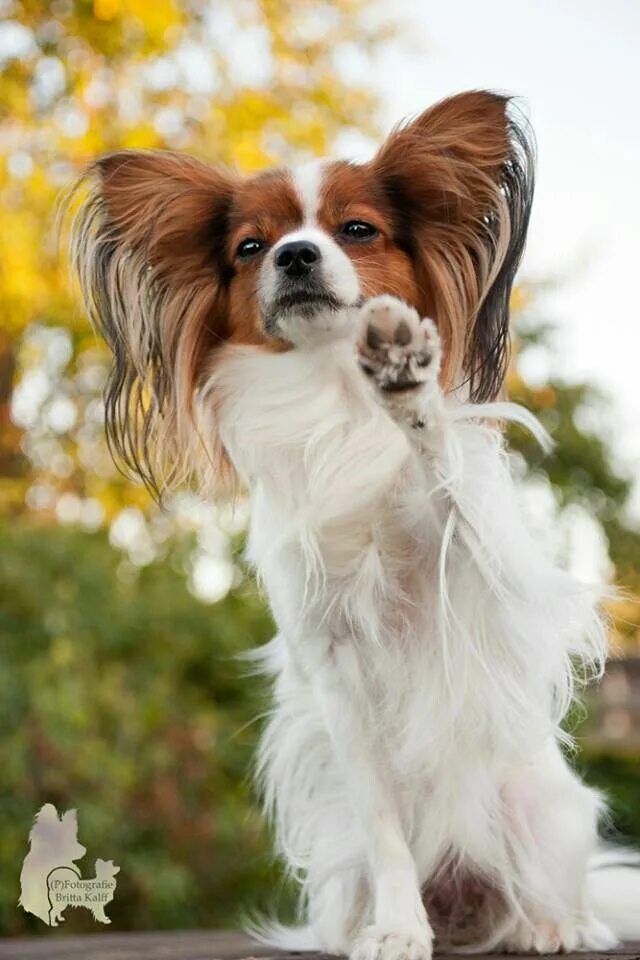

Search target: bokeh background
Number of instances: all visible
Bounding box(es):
[1,0,639,938]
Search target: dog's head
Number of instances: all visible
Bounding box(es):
[71,90,534,494]
[28,805,86,864]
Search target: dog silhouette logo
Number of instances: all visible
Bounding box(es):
[19,803,119,926]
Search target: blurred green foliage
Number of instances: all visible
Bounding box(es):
[578,753,640,847]
[0,520,293,935]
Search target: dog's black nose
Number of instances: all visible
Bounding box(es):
[275,240,321,278]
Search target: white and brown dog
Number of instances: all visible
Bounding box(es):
[71,91,640,957]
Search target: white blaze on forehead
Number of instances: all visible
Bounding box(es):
[292,160,326,225]
[258,158,361,330]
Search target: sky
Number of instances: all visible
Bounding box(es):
[364,0,640,509]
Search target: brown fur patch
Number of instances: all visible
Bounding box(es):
[317,161,420,308]
[226,170,303,346]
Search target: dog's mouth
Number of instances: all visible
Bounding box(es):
[274,291,344,312]
[263,289,348,337]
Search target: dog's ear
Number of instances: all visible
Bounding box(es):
[70,150,238,497]
[371,90,535,400]
[35,803,60,825]
[61,809,78,830]
[94,150,235,284]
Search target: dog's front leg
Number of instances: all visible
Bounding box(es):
[306,633,433,960]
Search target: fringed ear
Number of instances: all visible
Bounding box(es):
[70,150,238,497]
[370,91,535,400]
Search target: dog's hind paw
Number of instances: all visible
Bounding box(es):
[357,296,441,393]
[500,915,618,954]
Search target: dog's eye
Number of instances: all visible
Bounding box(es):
[236,238,265,259]
[340,220,378,242]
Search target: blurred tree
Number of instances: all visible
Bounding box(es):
[0,519,283,934]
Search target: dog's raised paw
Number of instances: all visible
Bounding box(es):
[357,295,441,392]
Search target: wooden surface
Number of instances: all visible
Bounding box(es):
[0,931,639,960]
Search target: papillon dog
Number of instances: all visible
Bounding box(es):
[70,91,640,957]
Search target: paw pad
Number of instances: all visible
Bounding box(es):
[358,295,441,392]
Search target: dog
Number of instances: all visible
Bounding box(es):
[19,804,87,926]
[70,90,640,957]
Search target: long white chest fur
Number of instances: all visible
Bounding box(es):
[209,334,610,953]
